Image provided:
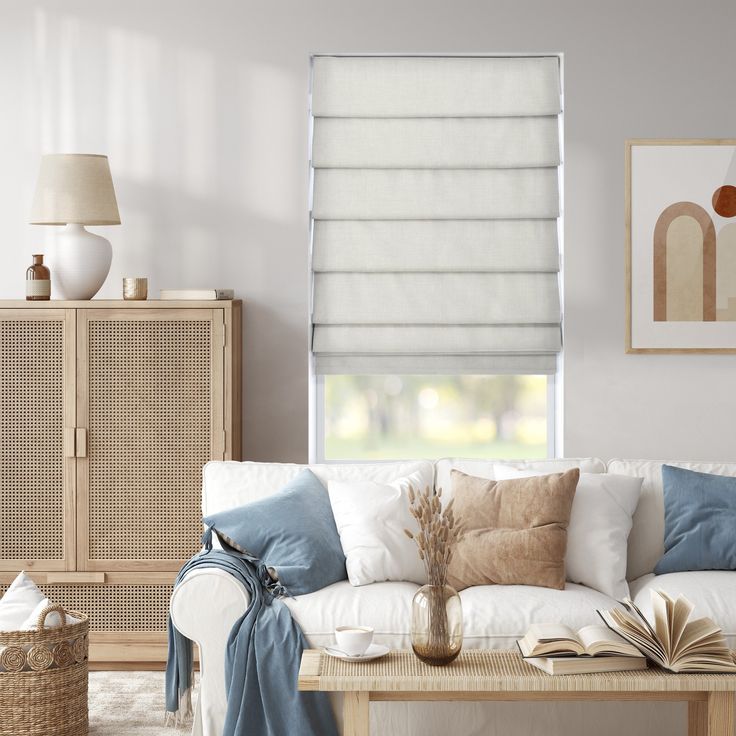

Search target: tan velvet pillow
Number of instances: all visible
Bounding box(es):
[447,468,579,591]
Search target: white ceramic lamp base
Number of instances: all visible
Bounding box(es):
[49,223,112,300]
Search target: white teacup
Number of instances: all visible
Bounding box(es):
[335,626,374,656]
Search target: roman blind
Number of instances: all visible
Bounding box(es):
[310,55,562,374]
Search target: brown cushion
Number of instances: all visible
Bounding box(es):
[447,468,579,591]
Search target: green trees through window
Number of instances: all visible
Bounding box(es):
[324,375,548,460]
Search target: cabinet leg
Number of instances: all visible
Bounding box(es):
[343,691,369,736]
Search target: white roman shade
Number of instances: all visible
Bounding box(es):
[310,55,562,375]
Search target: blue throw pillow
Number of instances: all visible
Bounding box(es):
[203,469,346,595]
[655,465,736,575]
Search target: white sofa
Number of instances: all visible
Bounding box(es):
[170,457,736,736]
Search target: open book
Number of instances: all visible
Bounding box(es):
[598,590,736,673]
[518,623,643,658]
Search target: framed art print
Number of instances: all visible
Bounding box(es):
[626,139,736,352]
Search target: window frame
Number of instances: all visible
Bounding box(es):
[307,52,564,463]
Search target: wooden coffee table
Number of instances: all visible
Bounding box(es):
[297,649,736,736]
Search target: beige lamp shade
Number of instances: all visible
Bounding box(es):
[30,153,121,225]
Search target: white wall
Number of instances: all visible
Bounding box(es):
[1,0,735,462]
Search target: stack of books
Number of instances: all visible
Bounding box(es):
[518,589,736,675]
[160,289,234,300]
[517,623,646,674]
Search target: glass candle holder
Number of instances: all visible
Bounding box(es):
[123,277,147,300]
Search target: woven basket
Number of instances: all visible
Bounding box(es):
[0,604,89,736]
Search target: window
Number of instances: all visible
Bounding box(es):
[308,55,563,462]
[320,375,550,461]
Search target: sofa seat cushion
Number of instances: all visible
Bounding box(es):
[630,571,736,648]
[284,580,618,651]
[283,581,419,650]
[459,583,618,649]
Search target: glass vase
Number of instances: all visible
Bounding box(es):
[411,583,463,666]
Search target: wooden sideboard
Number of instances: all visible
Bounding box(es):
[0,300,241,666]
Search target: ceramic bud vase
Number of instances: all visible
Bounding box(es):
[411,583,463,666]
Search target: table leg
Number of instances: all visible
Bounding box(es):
[689,700,707,736]
[343,692,369,736]
[688,694,734,736]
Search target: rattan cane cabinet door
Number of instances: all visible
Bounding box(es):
[0,309,75,571]
[76,308,225,571]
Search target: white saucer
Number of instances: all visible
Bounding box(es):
[324,643,390,662]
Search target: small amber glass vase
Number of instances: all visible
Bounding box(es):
[26,254,51,301]
[411,583,463,666]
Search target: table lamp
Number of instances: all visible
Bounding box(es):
[30,153,121,299]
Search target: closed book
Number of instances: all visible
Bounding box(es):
[160,289,234,300]
[524,655,648,676]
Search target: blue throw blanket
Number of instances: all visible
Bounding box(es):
[165,543,339,736]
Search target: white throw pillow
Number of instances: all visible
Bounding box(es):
[20,598,82,630]
[493,465,643,600]
[328,470,428,586]
[0,572,46,631]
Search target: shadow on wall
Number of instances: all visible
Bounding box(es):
[24,6,310,460]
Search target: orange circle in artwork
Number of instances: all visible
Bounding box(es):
[712,185,736,217]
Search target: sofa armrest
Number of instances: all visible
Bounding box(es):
[170,568,250,736]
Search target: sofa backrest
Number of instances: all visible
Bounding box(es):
[202,460,434,515]
[203,458,608,515]
[434,457,606,499]
[610,459,736,581]
[202,457,736,584]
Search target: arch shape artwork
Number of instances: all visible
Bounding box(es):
[653,201,716,322]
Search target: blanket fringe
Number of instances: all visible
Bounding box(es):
[164,687,192,728]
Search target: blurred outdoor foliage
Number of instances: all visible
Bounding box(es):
[324,375,547,460]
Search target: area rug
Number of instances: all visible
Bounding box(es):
[89,671,199,735]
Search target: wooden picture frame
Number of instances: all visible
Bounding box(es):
[625,138,736,353]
